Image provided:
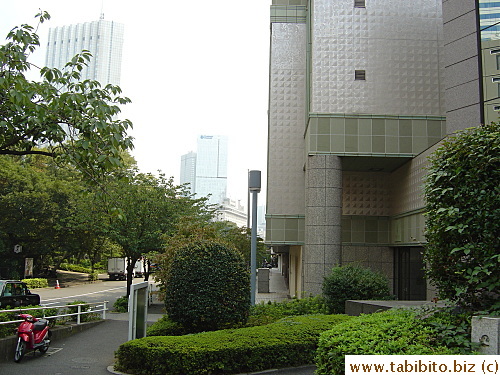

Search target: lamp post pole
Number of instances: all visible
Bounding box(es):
[248,170,261,305]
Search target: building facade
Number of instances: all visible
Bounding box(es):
[45,16,124,86]
[180,151,197,195]
[180,135,229,207]
[266,0,449,299]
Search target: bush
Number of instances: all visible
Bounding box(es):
[66,300,99,322]
[116,314,351,375]
[113,296,129,313]
[164,241,250,332]
[59,263,92,273]
[21,278,48,289]
[248,295,328,326]
[147,315,186,336]
[315,309,457,375]
[0,305,58,338]
[424,123,500,313]
[322,265,393,314]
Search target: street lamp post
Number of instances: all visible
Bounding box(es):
[248,170,261,305]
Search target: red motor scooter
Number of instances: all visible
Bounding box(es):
[14,313,51,362]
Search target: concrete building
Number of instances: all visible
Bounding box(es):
[216,198,248,228]
[45,15,124,86]
[266,0,449,300]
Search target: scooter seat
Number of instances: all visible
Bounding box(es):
[33,319,48,331]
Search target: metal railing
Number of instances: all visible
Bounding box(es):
[0,301,109,326]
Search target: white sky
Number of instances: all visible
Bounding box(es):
[0,0,270,205]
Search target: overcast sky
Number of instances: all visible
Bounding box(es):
[1,0,270,205]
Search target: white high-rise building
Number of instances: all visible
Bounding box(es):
[45,16,124,86]
[180,151,197,195]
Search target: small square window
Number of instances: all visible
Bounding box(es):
[354,0,366,8]
[493,106,500,111]
[490,49,500,54]
[355,70,366,80]
[492,77,500,83]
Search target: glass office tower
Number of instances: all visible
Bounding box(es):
[194,135,228,206]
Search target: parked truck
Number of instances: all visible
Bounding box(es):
[108,258,145,280]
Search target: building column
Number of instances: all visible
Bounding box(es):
[303,155,342,295]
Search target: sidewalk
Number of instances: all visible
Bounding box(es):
[255,267,291,304]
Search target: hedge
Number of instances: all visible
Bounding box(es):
[315,309,459,375]
[115,314,351,375]
[21,278,48,289]
[0,306,58,338]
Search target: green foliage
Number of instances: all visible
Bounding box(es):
[0,12,134,178]
[416,306,479,354]
[115,314,351,375]
[424,123,500,313]
[315,309,457,375]
[107,171,212,296]
[248,295,328,326]
[21,278,48,289]
[0,305,58,338]
[164,241,250,332]
[322,265,393,314]
[154,217,265,296]
[147,295,329,336]
[59,263,92,273]
[113,296,129,313]
[66,300,99,322]
[146,315,186,336]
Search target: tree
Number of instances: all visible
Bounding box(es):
[164,241,250,332]
[106,171,212,296]
[0,12,133,180]
[154,217,267,297]
[0,155,79,277]
[424,123,500,313]
[322,265,392,314]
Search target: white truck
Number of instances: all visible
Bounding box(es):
[108,257,146,280]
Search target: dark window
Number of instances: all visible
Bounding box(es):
[355,70,366,81]
[354,0,366,8]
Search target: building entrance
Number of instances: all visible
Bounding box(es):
[394,247,426,300]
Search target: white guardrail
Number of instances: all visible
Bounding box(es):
[0,301,109,326]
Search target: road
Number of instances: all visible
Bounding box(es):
[37,279,131,308]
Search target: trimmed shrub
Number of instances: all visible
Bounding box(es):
[66,300,99,322]
[0,306,58,338]
[164,241,250,332]
[322,265,392,314]
[147,315,186,336]
[59,263,92,273]
[148,295,329,336]
[315,309,457,375]
[424,123,500,313]
[248,295,328,326]
[113,296,129,313]
[116,314,351,375]
[21,278,48,289]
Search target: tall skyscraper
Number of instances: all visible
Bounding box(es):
[180,151,197,195]
[180,135,228,207]
[195,135,228,206]
[45,16,124,86]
